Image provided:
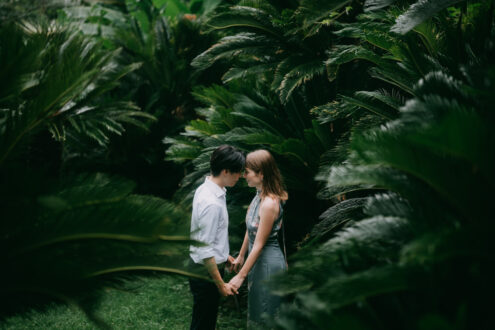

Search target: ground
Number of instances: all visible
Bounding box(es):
[0,275,246,329]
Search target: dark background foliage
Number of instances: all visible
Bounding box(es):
[1,0,494,329]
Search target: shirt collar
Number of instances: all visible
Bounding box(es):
[204,176,226,198]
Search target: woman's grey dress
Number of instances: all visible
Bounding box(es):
[246,191,287,328]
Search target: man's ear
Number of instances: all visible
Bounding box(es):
[221,169,229,176]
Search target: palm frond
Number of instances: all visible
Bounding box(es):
[0,23,147,164]
[206,5,282,38]
[191,32,276,71]
[222,63,276,83]
[273,215,413,295]
[311,99,359,123]
[277,59,327,104]
[296,0,353,34]
[364,0,397,12]
[0,173,193,317]
[368,64,417,95]
[306,197,367,244]
[222,127,285,145]
[163,136,203,163]
[340,93,398,120]
[392,0,465,34]
[325,45,386,81]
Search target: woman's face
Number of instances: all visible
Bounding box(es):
[243,167,262,188]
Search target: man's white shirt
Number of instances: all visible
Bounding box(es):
[189,176,229,264]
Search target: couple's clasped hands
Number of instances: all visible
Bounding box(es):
[221,254,245,296]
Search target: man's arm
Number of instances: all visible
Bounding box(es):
[204,257,235,296]
[194,204,234,296]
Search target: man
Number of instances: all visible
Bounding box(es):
[189,145,245,330]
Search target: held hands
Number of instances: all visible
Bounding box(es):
[228,274,245,292]
[218,282,236,296]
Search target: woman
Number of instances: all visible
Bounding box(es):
[229,149,288,328]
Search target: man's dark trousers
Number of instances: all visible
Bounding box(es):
[189,263,225,330]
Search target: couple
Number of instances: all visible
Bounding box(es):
[189,145,288,329]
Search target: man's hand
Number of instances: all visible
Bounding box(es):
[231,255,245,273]
[218,282,236,296]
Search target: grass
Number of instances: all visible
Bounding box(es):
[0,275,247,329]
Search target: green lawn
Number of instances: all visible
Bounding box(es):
[1,276,246,329]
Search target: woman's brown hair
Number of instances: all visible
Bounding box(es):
[246,149,288,201]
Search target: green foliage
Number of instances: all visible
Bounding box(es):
[3,0,494,328]
[391,0,465,34]
[0,22,153,164]
[0,13,192,323]
[192,1,361,104]
[1,276,245,329]
[57,0,219,198]
[364,0,471,34]
[1,173,194,314]
[164,80,334,249]
[271,2,495,328]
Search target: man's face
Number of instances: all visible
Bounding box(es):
[223,170,242,187]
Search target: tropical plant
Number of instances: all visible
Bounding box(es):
[364,0,468,33]
[270,1,495,329]
[166,0,377,250]
[191,0,362,105]
[0,19,194,323]
[58,0,220,197]
[1,173,193,323]
[0,20,156,165]
[164,79,334,248]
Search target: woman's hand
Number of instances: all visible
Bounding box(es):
[228,274,245,292]
[231,255,245,273]
[226,255,235,273]
[219,282,236,296]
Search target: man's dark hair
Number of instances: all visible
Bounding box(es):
[210,145,245,177]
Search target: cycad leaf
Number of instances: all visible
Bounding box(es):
[325,45,386,81]
[163,136,203,163]
[368,65,417,95]
[206,6,281,37]
[297,0,353,30]
[222,63,275,83]
[307,198,367,243]
[191,33,275,71]
[313,264,419,309]
[392,0,464,34]
[364,0,397,12]
[341,93,397,120]
[277,60,326,103]
[311,100,359,123]
[222,127,285,145]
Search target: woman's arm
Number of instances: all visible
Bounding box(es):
[232,230,249,273]
[229,197,279,290]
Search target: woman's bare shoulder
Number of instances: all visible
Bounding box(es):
[261,196,279,212]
